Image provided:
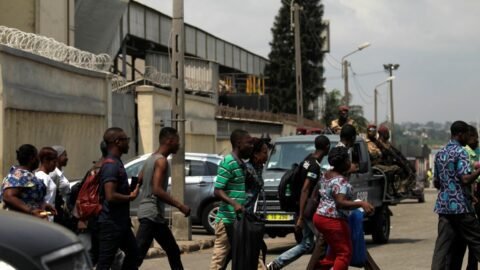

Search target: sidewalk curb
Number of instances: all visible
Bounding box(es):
[145,237,215,259]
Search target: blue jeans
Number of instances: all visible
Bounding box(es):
[273,220,315,268]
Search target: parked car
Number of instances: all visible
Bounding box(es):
[0,210,92,270]
[125,152,223,234]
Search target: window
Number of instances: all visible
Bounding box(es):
[206,161,219,176]
[189,160,206,176]
[126,160,145,178]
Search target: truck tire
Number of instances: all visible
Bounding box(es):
[371,205,390,244]
[202,201,220,235]
[418,193,425,203]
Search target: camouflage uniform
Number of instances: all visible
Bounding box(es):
[366,138,382,166]
[330,118,355,134]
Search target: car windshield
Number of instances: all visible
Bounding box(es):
[266,142,331,171]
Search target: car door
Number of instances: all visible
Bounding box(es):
[165,158,205,221]
[350,141,383,207]
[184,159,212,221]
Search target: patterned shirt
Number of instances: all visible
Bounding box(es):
[1,166,46,210]
[434,140,472,214]
[465,146,479,181]
[316,175,353,219]
[214,154,246,224]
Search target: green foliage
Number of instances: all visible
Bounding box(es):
[265,0,325,118]
[322,89,342,127]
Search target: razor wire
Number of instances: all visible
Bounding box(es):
[0,26,111,72]
[144,66,215,94]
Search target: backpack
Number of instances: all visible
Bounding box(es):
[75,158,114,221]
[278,161,305,212]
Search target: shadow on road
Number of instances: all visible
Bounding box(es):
[367,238,424,247]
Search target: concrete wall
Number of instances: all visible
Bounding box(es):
[0,0,74,45]
[0,45,111,179]
[0,0,35,33]
[136,86,217,155]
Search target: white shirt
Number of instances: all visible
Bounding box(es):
[49,168,70,199]
[35,171,56,222]
[35,171,57,206]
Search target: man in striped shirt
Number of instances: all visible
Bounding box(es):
[210,129,253,270]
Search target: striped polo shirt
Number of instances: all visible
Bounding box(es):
[214,154,246,224]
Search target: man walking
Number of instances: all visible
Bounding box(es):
[96,127,140,270]
[431,121,480,270]
[210,129,253,270]
[136,127,191,269]
[267,135,331,270]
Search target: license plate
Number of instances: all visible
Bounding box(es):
[266,214,294,221]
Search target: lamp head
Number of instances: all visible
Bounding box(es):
[358,42,371,50]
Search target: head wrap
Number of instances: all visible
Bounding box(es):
[378,125,390,134]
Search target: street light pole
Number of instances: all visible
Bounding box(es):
[171,0,190,241]
[383,64,400,145]
[341,42,371,105]
[292,2,304,126]
[343,59,349,105]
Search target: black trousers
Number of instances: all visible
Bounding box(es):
[96,221,139,270]
[446,205,480,270]
[432,214,480,270]
[136,218,183,270]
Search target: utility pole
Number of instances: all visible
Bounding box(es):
[374,88,378,126]
[341,42,371,106]
[383,64,399,145]
[292,2,304,126]
[171,0,190,241]
[343,60,349,105]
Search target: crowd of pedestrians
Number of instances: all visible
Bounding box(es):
[3,120,479,270]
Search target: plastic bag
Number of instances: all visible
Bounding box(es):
[232,213,266,270]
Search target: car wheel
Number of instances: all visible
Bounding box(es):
[202,201,220,234]
[371,205,390,244]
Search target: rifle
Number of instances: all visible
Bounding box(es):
[373,140,416,178]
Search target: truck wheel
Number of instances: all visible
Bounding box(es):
[202,201,220,235]
[371,205,390,244]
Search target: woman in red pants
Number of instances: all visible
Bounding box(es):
[313,146,374,270]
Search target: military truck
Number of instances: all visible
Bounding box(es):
[257,134,396,244]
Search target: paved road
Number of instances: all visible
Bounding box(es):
[141,189,466,269]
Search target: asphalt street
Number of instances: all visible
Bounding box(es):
[141,189,469,269]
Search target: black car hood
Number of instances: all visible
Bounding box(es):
[0,210,80,258]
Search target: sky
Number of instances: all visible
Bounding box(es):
[137,0,480,124]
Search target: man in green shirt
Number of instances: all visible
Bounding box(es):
[210,129,253,270]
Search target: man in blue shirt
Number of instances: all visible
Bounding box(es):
[431,121,480,269]
[97,127,140,270]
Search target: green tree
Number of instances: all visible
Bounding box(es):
[322,89,343,127]
[265,0,325,118]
